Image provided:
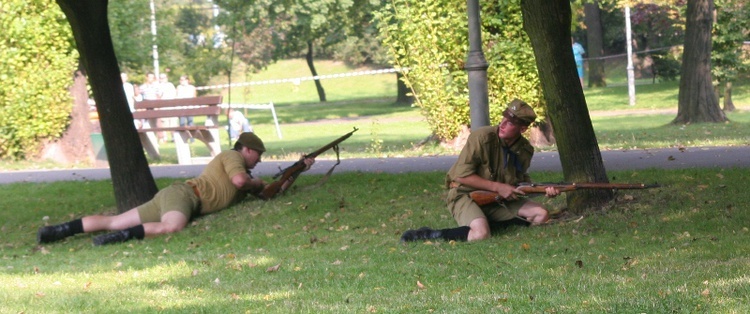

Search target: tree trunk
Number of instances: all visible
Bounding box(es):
[396,71,414,105]
[306,41,327,102]
[723,81,735,112]
[521,0,613,212]
[584,1,606,87]
[56,0,158,212]
[673,0,727,124]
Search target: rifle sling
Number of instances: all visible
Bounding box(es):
[302,144,341,191]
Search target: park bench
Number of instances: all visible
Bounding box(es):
[132,95,223,165]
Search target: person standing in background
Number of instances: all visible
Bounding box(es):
[121,73,136,113]
[138,72,160,101]
[158,73,177,141]
[572,37,586,88]
[176,75,197,127]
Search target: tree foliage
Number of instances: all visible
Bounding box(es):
[375,0,543,141]
[0,0,79,159]
[108,0,230,88]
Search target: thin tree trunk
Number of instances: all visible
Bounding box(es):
[57,0,158,212]
[673,0,727,124]
[584,1,606,87]
[723,81,735,112]
[306,41,326,102]
[521,0,613,212]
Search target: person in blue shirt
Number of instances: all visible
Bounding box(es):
[572,37,586,87]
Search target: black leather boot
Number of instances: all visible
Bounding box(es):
[37,223,74,244]
[400,227,443,242]
[92,230,131,246]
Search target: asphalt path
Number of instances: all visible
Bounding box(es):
[1,146,748,184]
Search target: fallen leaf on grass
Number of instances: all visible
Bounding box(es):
[521,243,530,250]
[417,281,426,289]
[701,289,710,297]
[266,264,281,272]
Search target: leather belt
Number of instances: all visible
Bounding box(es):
[187,183,201,198]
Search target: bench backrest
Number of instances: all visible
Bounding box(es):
[132,95,223,119]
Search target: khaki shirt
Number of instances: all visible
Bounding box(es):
[445,125,533,193]
[186,150,249,214]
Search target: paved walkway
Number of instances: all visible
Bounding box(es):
[2,146,748,184]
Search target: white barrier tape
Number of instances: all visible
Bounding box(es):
[196,68,404,91]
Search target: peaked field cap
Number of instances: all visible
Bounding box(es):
[237,132,266,153]
[502,99,537,126]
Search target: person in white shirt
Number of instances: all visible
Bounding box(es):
[158,73,178,139]
[228,108,253,142]
[121,73,136,112]
[176,75,197,127]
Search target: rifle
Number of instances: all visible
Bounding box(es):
[257,127,358,200]
[469,182,660,206]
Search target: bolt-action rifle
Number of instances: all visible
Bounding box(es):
[257,127,358,200]
[469,182,660,206]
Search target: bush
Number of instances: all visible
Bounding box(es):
[0,0,78,159]
[375,0,543,141]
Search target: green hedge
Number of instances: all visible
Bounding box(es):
[0,0,78,159]
[376,0,543,141]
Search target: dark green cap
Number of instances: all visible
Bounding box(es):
[237,132,266,153]
[502,99,537,126]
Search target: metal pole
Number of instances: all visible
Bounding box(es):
[625,6,636,106]
[150,0,160,78]
[465,0,490,130]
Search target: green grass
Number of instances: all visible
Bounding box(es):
[3,168,750,312]
[214,58,397,104]
[3,58,750,312]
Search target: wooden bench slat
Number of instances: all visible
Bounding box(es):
[135,95,223,110]
[132,106,221,119]
[137,126,216,133]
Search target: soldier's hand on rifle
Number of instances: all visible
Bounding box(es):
[300,156,316,172]
[545,186,560,198]
[249,177,267,194]
[496,182,523,201]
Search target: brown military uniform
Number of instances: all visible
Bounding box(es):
[445,124,535,226]
[138,150,249,222]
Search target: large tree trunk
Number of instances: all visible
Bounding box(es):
[584,1,606,87]
[57,0,158,212]
[306,41,327,102]
[673,0,727,124]
[396,71,414,105]
[521,0,613,212]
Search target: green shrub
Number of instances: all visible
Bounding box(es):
[0,0,78,159]
[375,0,543,141]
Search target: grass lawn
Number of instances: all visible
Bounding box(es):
[2,59,750,312]
[2,168,750,312]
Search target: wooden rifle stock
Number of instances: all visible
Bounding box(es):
[257,127,358,200]
[469,182,660,206]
